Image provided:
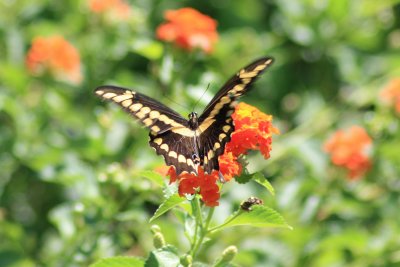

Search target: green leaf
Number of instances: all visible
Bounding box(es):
[138,170,164,187]
[234,173,253,184]
[145,246,180,267]
[253,172,275,196]
[163,182,179,199]
[150,194,185,222]
[90,256,144,267]
[218,206,291,230]
[131,39,163,60]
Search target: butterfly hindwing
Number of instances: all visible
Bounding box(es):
[95,86,188,134]
[149,131,198,175]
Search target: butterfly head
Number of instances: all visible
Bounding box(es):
[188,112,199,129]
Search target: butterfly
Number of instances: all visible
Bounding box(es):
[94,57,274,177]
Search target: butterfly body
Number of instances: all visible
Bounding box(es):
[95,57,274,176]
[188,112,199,130]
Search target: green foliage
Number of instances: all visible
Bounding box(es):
[150,194,184,223]
[212,206,291,231]
[145,246,180,267]
[90,256,144,267]
[253,172,275,196]
[1,0,400,266]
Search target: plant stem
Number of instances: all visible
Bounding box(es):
[189,200,216,259]
[190,197,203,257]
[208,211,243,233]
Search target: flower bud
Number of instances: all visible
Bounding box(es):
[153,232,165,249]
[221,245,237,263]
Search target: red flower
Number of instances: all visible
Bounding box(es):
[156,8,218,53]
[26,36,82,84]
[160,102,277,206]
[380,78,400,114]
[166,167,220,206]
[88,0,131,20]
[324,126,373,179]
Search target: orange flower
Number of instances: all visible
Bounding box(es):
[380,78,400,114]
[227,102,279,159]
[88,0,131,20]
[324,126,373,179]
[218,152,242,181]
[161,102,277,206]
[26,36,82,84]
[156,8,218,53]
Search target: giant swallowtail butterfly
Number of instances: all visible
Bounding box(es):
[95,57,273,176]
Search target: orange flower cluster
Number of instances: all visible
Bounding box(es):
[156,8,218,53]
[227,102,279,159]
[26,36,82,84]
[380,78,400,114]
[164,103,277,206]
[324,126,373,179]
[88,0,131,20]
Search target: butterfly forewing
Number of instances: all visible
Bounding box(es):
[198,57,274,123]
[95,86,188,134]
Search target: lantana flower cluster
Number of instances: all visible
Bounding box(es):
[324,126,372,179]
[165,103,278,207]
[26,35,82,85]
[156,8,218,53]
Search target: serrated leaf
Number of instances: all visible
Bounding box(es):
[218,206,291,230]
[150,194,185,222]
[90,256,144,267]
[253,172,275,196]
[138,170,164,187]
[145,246,180,267]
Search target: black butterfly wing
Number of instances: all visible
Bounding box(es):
[95,85,198,175]
[197,57,274,174]
[149,131,198,175]
[95,85,189,133]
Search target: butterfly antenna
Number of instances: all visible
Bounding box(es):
[193,83,211,112]
[163,95,191,114]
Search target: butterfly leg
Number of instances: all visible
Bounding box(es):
[218,172,226,183]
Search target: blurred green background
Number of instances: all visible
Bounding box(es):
[1,0,400,266]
